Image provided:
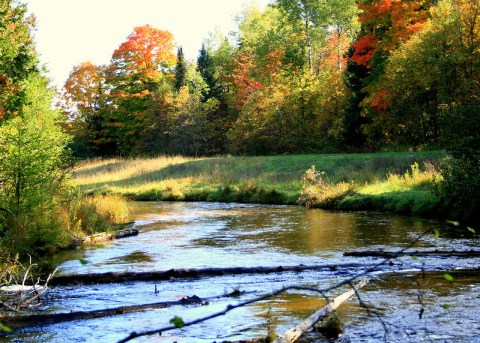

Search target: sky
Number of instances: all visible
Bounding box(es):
[24,0,271,89]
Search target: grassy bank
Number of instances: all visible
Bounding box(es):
[74,151,445,216]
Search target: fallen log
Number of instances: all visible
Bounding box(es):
[273,280,368,343]
[344,249,480,258]
[113,228,139,239]
[0,295,204,331]
[81,228,139,244]
[50,263,368,286]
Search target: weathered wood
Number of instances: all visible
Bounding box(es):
[113,228,139,239]
[273,281,368,343]
[81,228,139,244]
[344,249,480,258]
[50,263,367,286]
[0,295,204,330]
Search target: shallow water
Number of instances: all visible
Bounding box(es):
[3,202,479,342]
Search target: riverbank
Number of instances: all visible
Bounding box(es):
[74,151,446,217]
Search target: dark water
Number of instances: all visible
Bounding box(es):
[3,202,479,342]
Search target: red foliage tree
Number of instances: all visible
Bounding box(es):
[350,0,432,68]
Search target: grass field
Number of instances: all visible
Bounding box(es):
[74,151,446,216]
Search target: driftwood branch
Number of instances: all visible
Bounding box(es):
[50,263,368,286]
[0,294,207,330]
[1,257,57,313]
[80,228,139,245]
[344,249,480,258]
[273,280,368,343]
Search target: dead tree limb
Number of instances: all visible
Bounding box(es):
[80,228,139,244]
[0,295,205,331]
[344,249,480,258]
[273,281,368,343]
[50,263,368,286]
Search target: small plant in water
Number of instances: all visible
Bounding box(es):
[315,311,344,339]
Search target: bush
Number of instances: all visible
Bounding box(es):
[298,166,356,209]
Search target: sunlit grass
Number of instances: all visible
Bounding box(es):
[75,156,199,186]
[74,151,446,213]
[82,194,131,224]
[358,162,442,195]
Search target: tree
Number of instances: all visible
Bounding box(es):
[321,0,359,71]
[170,64,219,156]
[275,0,321,73]
[0,73,72,254]
[61,61,106,157]
[104,25,177,155]
[174,47,187,91]
[0,0,38,120]
[197,43,218,100]
[346,0,434,147]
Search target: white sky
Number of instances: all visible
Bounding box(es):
[23,0,271,89]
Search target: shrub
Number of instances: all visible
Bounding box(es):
[298,166,356,209]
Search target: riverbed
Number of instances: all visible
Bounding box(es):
[4,202,480,342]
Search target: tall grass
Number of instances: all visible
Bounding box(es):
[338,162,443,216]
[66,193,132,237]
[74,152,445,213]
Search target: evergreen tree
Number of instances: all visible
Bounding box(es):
[0,0,39,120]
[1,1,75,254]
[174,46,187,91]
[197,43,218,100]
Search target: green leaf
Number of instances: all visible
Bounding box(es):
[170,316,185,328]
[79,258,89,265]
[433,229,440,238]
[446,220,460,227]
[442,304,450,310]
[0,323,12,332]
[467,227,476,234]
[443,273,454,282]
[411,255,418,261]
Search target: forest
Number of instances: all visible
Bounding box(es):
[55,0,477,156]
[59,0,480,223]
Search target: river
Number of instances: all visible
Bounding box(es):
[4,202,480,342]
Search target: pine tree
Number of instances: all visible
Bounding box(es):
[174,46,187,91]
[197,43,217,100]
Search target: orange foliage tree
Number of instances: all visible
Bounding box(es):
[105,25,177,155]
[61,62,107,156]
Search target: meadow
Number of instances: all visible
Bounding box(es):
[74,151,445,217]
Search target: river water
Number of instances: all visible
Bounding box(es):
[4,202,480,342]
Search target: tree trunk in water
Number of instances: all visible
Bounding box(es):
[0,295,205,330]
[49,263,367,286]
[273,280,368,343]
[344,250,480,258]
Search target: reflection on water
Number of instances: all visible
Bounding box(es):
[56,202,450,275]
[5,202,480,342]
